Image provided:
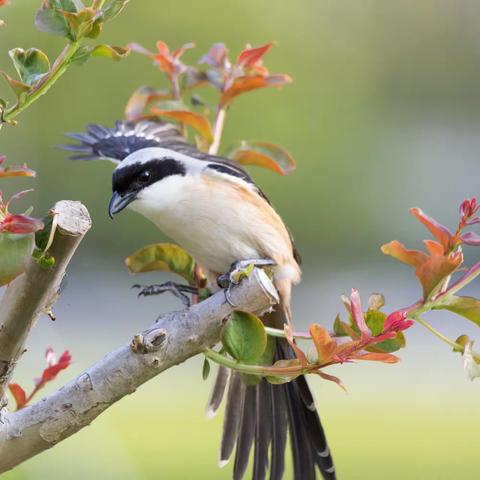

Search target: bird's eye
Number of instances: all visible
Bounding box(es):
[139,170,150,183]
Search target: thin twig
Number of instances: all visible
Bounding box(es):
[209,106,226,155]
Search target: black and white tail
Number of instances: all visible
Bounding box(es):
[206,339,336,480]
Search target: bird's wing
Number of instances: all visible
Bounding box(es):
[60,119,301,263]
[60,120,186,164]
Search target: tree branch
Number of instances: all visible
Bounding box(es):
[0,268,278,473]
[0,201,91,410]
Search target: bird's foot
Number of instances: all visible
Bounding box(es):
[217,258,276,307]
[133,282,198,307]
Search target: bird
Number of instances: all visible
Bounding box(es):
[62,120,336,480]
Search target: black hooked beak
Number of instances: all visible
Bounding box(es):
[108,191,136,219]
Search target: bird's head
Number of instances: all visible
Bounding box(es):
[108,147,189,219]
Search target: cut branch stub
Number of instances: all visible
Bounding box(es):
[0,200,91,409]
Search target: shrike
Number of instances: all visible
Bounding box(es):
[63,120,336,480]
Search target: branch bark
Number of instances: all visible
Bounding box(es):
[0,268,278,473]
[0,201,91,409]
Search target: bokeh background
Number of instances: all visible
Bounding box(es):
[1,1,480,479]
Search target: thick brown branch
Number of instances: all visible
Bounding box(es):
[0,268,278,472]
[0,201,91,409]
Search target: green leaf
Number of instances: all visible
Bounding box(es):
[202,357,210,380]
[70,45,93,66]
[436,296,480,327]
[125,243,195,285]
[0,233,34,286]
[333,314,350,337]
[102,0,130,21]
[50,0,83,12]
[90,44,130,61]
[366,332,406,353]
[241,335,276,386]
[454,334,470,352]
[8,48,50,87]
[35,7,72,39]
[221,311,267,364]
[365,310,387,336]
[34,214,55,251]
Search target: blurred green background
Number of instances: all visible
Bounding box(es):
[1,1,480,479]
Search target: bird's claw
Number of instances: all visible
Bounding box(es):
[217,258,276,307]
[133,282,198,307]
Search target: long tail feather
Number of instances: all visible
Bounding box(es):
[233,386,256,480]
[214,338,336,480]
[220,372,245,466]
[206,366,229,419]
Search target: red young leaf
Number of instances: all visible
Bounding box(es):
[460,197,478,221]
[40,349,72,383]
[0,213,44,234]
[383,310,414,332]
[8,383,27,410]
[237,43,273,68]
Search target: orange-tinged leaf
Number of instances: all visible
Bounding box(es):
[416,252,462,299]
[381,240,427,268]
[410,207,452,250]
[220,74,292,106]
[0,164,36,178]
[284,324,308,367]
[230,149,283,175]
[155,40,170,56]
[355,352,399,363]
[227,141,296,175]
[423,239,444,256]
[124,86,171,121]
[125,242,195,285]
[151,108,213,143]
[309,324,336,363]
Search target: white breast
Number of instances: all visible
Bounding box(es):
[129,172,300,283]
